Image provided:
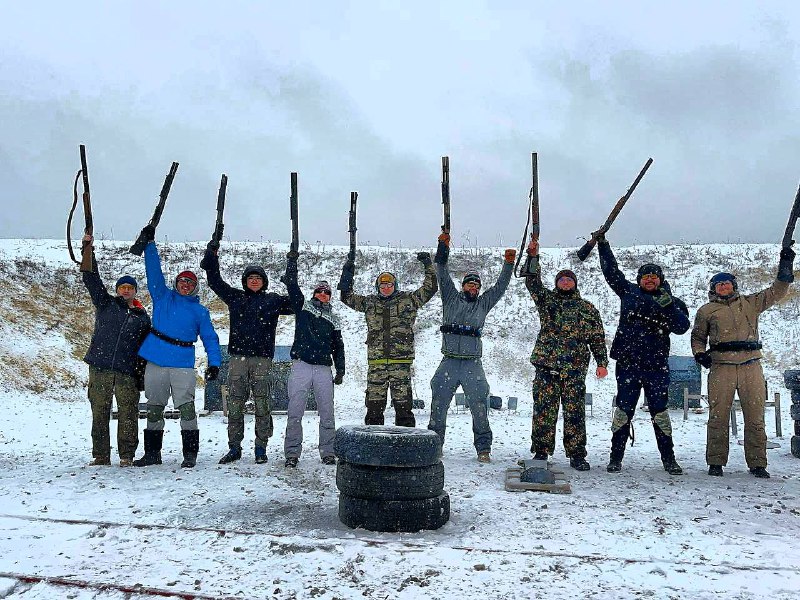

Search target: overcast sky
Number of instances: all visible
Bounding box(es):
[2,1,800,249]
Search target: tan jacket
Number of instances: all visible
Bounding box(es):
[691,279,789,365]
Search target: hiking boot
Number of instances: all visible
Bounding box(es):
[321,456,336,466]
[570,457,590,471]
[133,430,163,467]
[88,457,111,466]
[663,458,683,475]
[218,446,242,465]
[119,458,134,468]
[532,451,548,462]
[749,466,770,479]
[254,446,268,464]
[606,459,622,473]
[180,429,199,469]
[708,465,723,477]
[285,457,298,468]
[477,452,491,464]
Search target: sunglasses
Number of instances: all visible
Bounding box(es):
[314,288,332,296]
[379,282,395,288]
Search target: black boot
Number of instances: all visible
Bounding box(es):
[607,424,629,473]
[133,430,163,467]
[181,429,199,468]
[394,401,416,427]
[652,415,682,475]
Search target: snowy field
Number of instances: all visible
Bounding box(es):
[0,239,798,599]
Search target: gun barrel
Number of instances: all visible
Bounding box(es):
[782,182,800,248]
[441,156,451,232]
[217,174,228,213]
[79,144,90,194]
[531,152,540,240]
[290,172,299,251]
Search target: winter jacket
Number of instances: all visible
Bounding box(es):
[691,278,789,366]
[137,242,222,369]
[202,251,293,358]
[284,258,345,375]
[435,241,512,359]
[82,256,151,377]
[598,240,690,369]
[340,261,437,362]
[525,256,607,373]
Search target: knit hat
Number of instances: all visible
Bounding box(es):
[462,272,482,287]
[175,270,199,296]
[636,263,664,284]
[554,269,577,287]
[241,265,268,290]
[709,272,738,292]
[115,275,138,292]
[313,280,332,295]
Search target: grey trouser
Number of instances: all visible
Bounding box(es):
[227,355,274,449]
[428,356,492,453]
[88,366,139,460]
[284,360,335,459]
[144,362,198,431]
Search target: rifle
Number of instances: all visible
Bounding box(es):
[781,182,800,249]
[129,161,180,255]
[211,174,228,244]
[347,191,358,259]
[289,172,299,253]
[514,152,539,277]
[67,144,94,272]
[441,156,450,234]
[575,157,653,261]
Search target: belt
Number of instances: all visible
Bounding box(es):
[368,358,413,366]
[150,328,195,348]
[440,323,482,337]
[710,341,762,352]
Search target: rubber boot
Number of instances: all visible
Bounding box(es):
[133,429,163,467]
[181,429,200,468]
[607,424,629,473]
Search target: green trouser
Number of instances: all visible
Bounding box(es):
[88,366,140,460]
[365,361,415,426]
[227,356,274,449]
[531,367,587,459]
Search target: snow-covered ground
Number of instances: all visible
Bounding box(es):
[0,239,798,599]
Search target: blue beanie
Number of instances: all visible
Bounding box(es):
[115,275,138,291]
[709,272,737,292]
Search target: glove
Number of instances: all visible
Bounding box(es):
[504,248,517,264]
[286,249,300,261]
[694,352,712,369]
[416,251,432,266]
[204,366,220,382]
[339,260,355,292]
[333,372,344,385]
[593,229,606,243]
[781,246,796,261]
[526,239,539,256]
[199,247,216,271]
[435,239,450,264]
[778,246,796,283]
[140,225,156,243]
[438,232,451,247]
[207,239,220,253]
[653,287,673,307]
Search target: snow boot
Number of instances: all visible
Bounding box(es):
[533,451,548,461]
[708,465,724,477]
[88,457,111,466]
[254,446,268,464]
[133,430,163,467]
[218,445,242,465]
[180,429,199,468]
[607,423,629,473]
[285,457,298,468]
[662,458,683,475]
[749,466,770,479]
[570,457,590,471]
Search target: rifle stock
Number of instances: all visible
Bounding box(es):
[781,182,800,249]
[212,174,227,243]
[441,156,450,233]
[290,172,299,253]
[576,157,653,262]
[78,144,93,272]
[129,161,179,256]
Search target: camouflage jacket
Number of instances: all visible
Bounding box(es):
[525,256,608,374]
[341,262,437,362]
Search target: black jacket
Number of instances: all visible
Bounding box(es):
[202,251,293,358]
[284,258,345,375]
[598,241,690,370]
[82,260,151,377]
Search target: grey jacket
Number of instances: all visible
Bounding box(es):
[435,244,512,359]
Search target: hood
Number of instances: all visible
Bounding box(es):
[242,265,268,292]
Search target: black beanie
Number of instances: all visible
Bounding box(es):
[636,263,664,284]
[554,269,578,287]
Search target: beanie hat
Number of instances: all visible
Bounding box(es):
[313,280,332,294]
[554,269,578,287]
[115,275,138,292]
[175,270,199,296]
[636,263,664,284]
[709,272,738,292]
[241,265,268,290]
[375,272,398,293]
[462,272,482,287]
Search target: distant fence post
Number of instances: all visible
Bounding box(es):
[775,392,783,438]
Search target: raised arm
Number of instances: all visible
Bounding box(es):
[143,240,169,301]
[81,241,112,309]
[338,257,369,312]
[200,247,236,304]
[522,242,547,303]
[480,250,515,312]
[434,237,457,305]
[284,252,304,311]
[410,252,438,307]
[748,247,795,313]
[597,238,630,297]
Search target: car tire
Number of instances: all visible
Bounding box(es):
[338,492,450,532]
[336,461,444,500]
[334,425,441,468]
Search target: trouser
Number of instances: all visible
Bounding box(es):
[428,357,492,453]
[143,363,198,431]
[365,361,415,427]
[227,355,274,449]
[284,360,335,459]
[706,361,767,468]
[610,363,675,463]
[531,367,587,459]
[88,366,139,460]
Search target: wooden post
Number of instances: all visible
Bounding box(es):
[730,401,738,439]
[775,392,783,438]
[683,387,689,420]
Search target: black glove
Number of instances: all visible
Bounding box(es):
[333,372,344,385]
[653,287,673,307]
[778,246,796,283]
[199,247,216,271]
[204,366,220,382]
[140,225,156,243]
[339,260,355,292]
[416,251,432,266]
[434,240,449,264]
[694,352,712,369]
[207,239,220,253]
[781,246,796,261]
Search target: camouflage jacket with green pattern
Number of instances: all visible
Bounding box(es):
[524,256,608,373]
[341,262,437,361]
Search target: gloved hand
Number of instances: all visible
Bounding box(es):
[204,366,220,382]
[653,287,673,307]
[140,225,156,243]
[694,352,712,369]
[781,246,796,262]
[438,232,451,247]
[778,245,795,283]
[207,239,220,253]
[333,372,344,385]
[504,248,517,264]
[286,249,300,261]
[527,239,539,256]
[416,251,432,266]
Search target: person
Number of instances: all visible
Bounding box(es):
[81,234,151,467]
[201,242,293,464]
[428,232,514,463]
[132,225,222,469]
[691,247,795,478]
[338,250,437,427]
[523,239,608,470]
[283,250,345,467]
[598,235,690,474]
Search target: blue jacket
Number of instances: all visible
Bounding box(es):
[137,242,222,368]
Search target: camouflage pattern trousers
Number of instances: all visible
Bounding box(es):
[88,366,140,461]
[365,361,415,426]
[531,366,587,459]
[227,355,274,450]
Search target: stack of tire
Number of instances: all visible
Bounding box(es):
[784,370,800,458]
[334,425,450,532]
